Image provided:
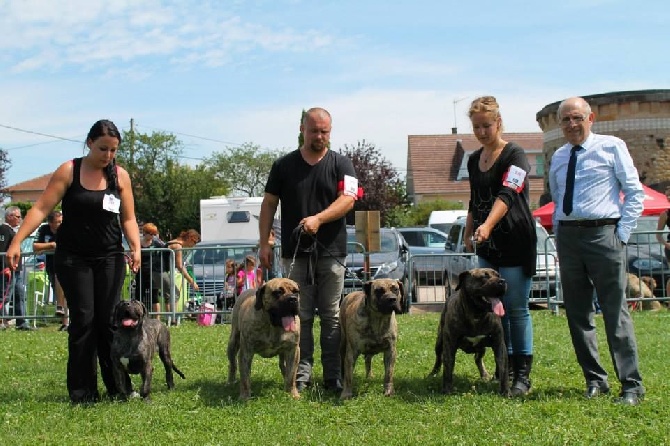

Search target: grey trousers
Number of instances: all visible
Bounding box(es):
[282,256,345,384]
[557,224,644,395]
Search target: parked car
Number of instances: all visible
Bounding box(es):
[626,215,670,296]
[443,217,561,302]
[396,226,451,291]
[344,227,410,310]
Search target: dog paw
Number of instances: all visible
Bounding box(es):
[130,391,141,399]
[383,386,394,397]
[340,391,353,400]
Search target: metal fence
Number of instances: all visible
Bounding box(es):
[3,230,667,328]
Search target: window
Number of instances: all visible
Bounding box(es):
[227,211,250,223]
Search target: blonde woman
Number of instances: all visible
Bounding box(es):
[463,96,537,397]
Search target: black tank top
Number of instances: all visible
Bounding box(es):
[56,158,123,256]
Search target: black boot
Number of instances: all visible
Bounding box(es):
[511,354,532,397]
[496,354,515,385]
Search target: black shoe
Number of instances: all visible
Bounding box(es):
[16,324,36,331]
[296,381,311,393]
[585,385,610,399]
[58,324,69,332]
[614,391,642,406]
[324,379,343,393]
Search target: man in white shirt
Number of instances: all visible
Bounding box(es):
[549,97,644,405]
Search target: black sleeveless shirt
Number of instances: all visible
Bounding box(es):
[56,158,123,256]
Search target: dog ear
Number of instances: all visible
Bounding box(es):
[363,281,373,306]
[396,279,405,306]
[139,300,146,319]
[456,271,470,291]
[254,285,266,310]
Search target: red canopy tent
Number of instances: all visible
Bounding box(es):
[533,185,669,229]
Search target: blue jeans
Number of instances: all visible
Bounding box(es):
[477,258,533,355]
[10,272,27,327]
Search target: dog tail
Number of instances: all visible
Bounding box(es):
[173,364,186,380]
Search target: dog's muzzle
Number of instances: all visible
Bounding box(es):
[377,293,401,314]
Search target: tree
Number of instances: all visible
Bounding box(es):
[339,140,409,226]
[116,129,226,237]
[204,143,287,197]
[0,148,12,200]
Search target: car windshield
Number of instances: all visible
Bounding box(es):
[628,217,661,245]
[347,230,398,254]
[190,245,255,266]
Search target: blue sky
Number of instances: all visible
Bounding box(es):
[1,0,668,186]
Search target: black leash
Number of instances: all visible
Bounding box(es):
[287,224,365,286]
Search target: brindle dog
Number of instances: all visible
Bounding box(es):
[226,278,301,400]
[339,278,404,399]
[428,268,509,395]
[110,300,185,400]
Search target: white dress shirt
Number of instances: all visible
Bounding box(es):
[549,132,644,243]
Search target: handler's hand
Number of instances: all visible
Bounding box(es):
[5,242,22,271]
[474,223,492,244]
[300,215,322,236]
[129,250,141,273]
[259,244,273,270]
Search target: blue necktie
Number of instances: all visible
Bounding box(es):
[563,145,582,216]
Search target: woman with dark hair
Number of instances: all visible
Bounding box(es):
[6,119,142,404]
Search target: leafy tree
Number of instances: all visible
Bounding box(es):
[339,140,409,226]
[0,148,12,200]
[204,143,287,197]
[116,130,226,237]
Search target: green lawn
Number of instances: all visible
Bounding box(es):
[1,309,668,446]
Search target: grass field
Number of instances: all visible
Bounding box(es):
[1,309,668,446]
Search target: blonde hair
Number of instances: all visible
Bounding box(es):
[142,223,158,236]
[468,96,501,120]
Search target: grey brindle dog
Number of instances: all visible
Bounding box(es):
[111,300,185,400]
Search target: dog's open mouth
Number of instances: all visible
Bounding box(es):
[488,297,505,317]
[281,316,297,332]
[121,318,139,328]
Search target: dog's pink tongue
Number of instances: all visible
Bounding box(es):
[122,318,137,327]
[282,316,297,332]
[490,298,505,317]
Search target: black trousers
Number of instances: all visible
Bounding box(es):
[55,250,127,402]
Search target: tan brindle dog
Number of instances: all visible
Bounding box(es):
[226,278,301,400]
[339,278,404,400]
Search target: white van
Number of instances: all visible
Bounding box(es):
[428,210,468,234]
[199,196,264,242]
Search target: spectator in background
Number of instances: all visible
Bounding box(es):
[165,229,200,323]
[0,206,34,331]
[33,210,69,331]
[136,223,171,320]
[655,186,670,262]
[236,255,258,294]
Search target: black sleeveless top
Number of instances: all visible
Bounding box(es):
[56,158,123,256]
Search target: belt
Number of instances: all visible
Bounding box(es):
[559,218,620,228]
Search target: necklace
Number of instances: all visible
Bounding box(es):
[482,142,506,165]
